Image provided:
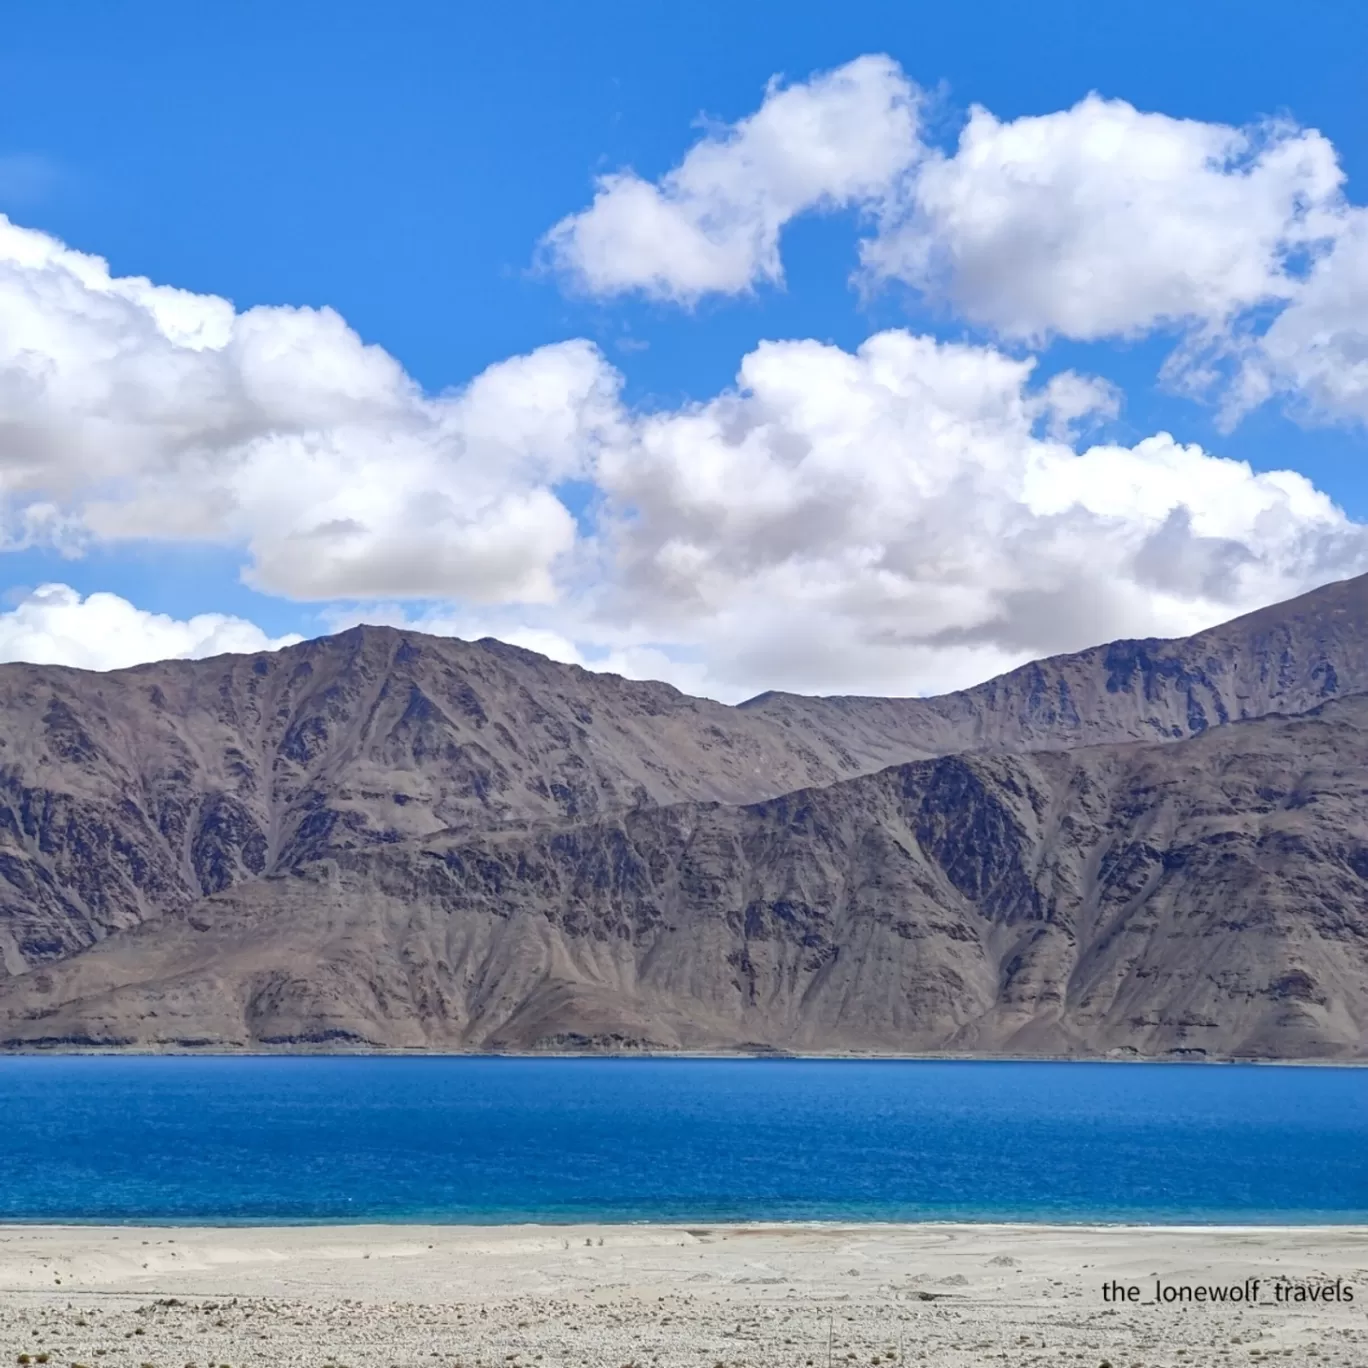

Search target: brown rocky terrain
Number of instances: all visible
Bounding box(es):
[0,627,895,976]
[2,573,1368,1057]
[4,689,1366,1058]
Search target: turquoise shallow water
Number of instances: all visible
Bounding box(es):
[0,1056,1363,1225]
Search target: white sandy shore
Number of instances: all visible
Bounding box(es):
[1,1223,1365,1367]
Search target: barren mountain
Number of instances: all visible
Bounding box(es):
[3,573,1368,1058]
[4,692,1367,1058]
[0,627,891,975]
[740,571,1367,763]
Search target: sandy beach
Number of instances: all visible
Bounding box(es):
[0,1223,1365,1367]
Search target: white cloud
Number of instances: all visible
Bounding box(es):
[0,584,301,671]
[583,330,1367,699]
[862,93,1345,341]
[320,330,1368,704]
[4,185,1367,700]
[0,214,623,602]
[541,61,1368,430]
[541,55,920,303]
[1224,208,1368,425]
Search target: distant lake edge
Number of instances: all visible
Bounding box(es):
[3,1045,1365,1064]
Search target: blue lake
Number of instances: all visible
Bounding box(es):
[0,1056,1363,1225]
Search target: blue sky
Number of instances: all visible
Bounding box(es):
[1,0,1367,699]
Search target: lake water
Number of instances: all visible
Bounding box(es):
[0,1056,1363,1225]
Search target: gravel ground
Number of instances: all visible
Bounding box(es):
[1,1223,1365,1367]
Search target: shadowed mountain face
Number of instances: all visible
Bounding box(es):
[2,574,1368,1058]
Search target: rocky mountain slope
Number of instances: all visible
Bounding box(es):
[3,572,1368,1057]
[0,627,897,976]
[4,691,1366,1058]
[740,571,1368,762]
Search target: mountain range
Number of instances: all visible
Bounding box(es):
[2,573,1367,1059]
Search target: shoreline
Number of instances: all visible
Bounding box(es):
[4,1217,1368,1231]
[1,1222,1364,1366]
[2,1047,1366,1065]
[4,1215,1368,1230]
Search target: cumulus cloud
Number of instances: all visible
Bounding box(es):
[584,330,1368,698]
[862,94,1345,341]
[542,62,1350,349]
[4,186,1368,699]
[0,214,623,602]
[1225,208,1368,424]
[321,331,1368,703]
[854,90,1368,430]
[0,584,301,671]
[541,54,920,303]
[542,59,1368,429]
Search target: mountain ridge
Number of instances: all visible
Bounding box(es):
[6,688,1368,1057]
[737,572,1365,761]
[3,573,1368,1058]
